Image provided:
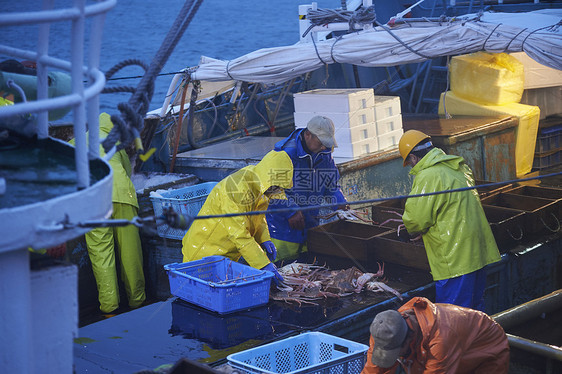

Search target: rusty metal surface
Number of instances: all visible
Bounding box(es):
[403,114,519,181]
[338,156,412,208]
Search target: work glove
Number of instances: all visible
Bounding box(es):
[261,240,277,262]
[261,263,284,286]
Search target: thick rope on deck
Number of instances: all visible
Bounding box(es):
[101,59,150,95]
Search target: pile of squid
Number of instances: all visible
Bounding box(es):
[270,261,402,306]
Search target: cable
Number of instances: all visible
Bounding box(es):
[201,172,562,219]
[180,170,562,222]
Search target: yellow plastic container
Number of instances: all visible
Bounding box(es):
[449,52,524,105]
[439,91,540,177]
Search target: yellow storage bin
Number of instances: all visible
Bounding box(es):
[439,91,540,177]
[450,52,524,105]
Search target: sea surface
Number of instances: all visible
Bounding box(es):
[2,0,341,116]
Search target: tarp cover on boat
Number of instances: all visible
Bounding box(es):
[191,10,562,85]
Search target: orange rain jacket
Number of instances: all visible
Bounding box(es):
[362,297,509,374]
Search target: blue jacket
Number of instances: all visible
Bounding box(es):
[266,128,346,244]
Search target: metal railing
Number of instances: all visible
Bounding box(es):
[0,0,116,189]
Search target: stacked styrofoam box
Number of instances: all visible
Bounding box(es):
[293,89,403,158]
[373,95,403,150]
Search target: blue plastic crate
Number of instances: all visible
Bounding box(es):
[150,182,217,240]
[227,332,369,374]
[533,149,562,170]
[169,299,272,349]
[536,124,562,153]
[164,256,273,314]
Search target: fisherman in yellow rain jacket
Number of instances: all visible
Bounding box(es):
[72,113,145,316]
[398,130,500,311]
[182,150,293,283]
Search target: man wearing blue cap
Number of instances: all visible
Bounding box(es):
[266,115,347,262]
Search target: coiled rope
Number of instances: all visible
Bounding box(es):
[302,6,376,37]
[101,0,204,155]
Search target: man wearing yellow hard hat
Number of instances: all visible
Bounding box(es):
[397,130,500,311]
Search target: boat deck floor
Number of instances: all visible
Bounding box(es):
[73,256,432,372]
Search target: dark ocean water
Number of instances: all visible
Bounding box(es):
[2,0,340,116]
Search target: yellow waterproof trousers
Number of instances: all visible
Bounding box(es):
[85,203,145,313]
[270,238,307,263]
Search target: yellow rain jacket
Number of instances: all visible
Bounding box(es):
[98,113,138,208]
[182,150,293,270]
[72,113,145,313]
[402,148,500,281]
[70,112,138,207]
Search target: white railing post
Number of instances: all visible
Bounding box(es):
[71,0,89,189]
[36,0,55,139]
[87,12,107,160]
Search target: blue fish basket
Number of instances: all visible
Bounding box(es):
[164,256,273,314]
[227,331,369,374]
[150,182,217,240]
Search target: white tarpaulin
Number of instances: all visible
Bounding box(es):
[191,10,562,85]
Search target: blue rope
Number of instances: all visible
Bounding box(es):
[192,170,562,221]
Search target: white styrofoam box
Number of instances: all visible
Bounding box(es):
[294,107,376,130]
[373,96,401,120]
[510,52,562,89]
[334,122,377,144]
[375,114,403,135]
[293,88,375,113]
[332,138,378,159]
[377,128,403,150]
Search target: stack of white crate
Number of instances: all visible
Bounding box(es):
[372,95,403,151]
[293,89,403,158]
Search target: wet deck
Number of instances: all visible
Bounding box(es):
[73,122,562,372]
[73,257,433,372]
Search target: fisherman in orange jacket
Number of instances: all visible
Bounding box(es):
[362,297,509,374]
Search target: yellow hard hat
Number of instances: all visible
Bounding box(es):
[399,130,431,167]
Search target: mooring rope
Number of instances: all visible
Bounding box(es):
[101,0,204,154]
[101,58,150,95]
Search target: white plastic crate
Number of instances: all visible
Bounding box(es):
[150,182,217,240]
[294,108,375,130]
[227,331,369,374]
[377,128,403,150]
[375,114,403,136]
[293,88,375,113]
[373,96,401,120]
